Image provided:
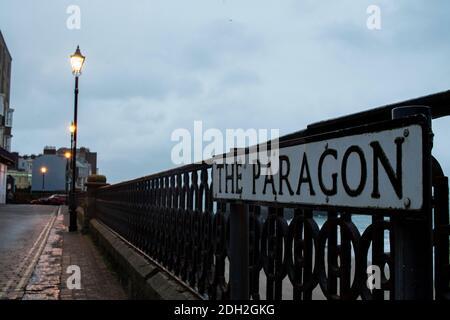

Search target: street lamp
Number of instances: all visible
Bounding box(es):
[64,152,71,205]
[69,123,76,134]
[69,122,75,185]
[40,166,47,191]
[69,45,85,232]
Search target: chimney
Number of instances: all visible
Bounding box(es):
[43,146,57,155]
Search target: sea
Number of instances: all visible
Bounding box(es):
[280,210,391,253]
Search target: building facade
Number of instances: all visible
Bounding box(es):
[18,154,35,173]
[57,147,96,190]
[8,169,31,190]
[31,146,97,193]
[57,147,97,174]
[7,154,34,190]
[31,147,68,192]
[0,30,15,203]
[0,31,13,151]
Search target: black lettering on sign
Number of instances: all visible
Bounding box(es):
[225,164,234,194]
[318,148,338,196]
[296,153,315,196]
[341,146,367,197]
[217,164,224,193]
[263,162,276,195]
[279,156,294,196]
[370,137,404,199]
[252,161,261,195]
[236,164,243,194]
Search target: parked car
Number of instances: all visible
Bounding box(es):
[30,194,67,205]
[30,197,50,205]
[47,194,67,205]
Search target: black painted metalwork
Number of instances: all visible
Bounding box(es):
[75,103,449,300]
[69,75,79,232]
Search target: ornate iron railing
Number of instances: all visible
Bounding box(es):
[76,93,450,300]
[90,163,448,300]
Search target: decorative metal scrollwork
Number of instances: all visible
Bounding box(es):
[84,156,448,301]
[285,209,319,300]
[316,214,361,300]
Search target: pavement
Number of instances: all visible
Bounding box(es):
[0,204,127,300]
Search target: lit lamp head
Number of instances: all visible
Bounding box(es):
[69,123,76,134]
[70,45,85,76]
[65,152,71,159]
[41,167,48,174]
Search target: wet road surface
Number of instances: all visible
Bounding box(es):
[0,205,57,299]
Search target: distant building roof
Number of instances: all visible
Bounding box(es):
[0,147,15,166]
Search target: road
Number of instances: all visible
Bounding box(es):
[0,205,58,299]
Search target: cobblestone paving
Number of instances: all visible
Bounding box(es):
[0,205,127,300]
[22,213,64,300]
[0,205,57,300]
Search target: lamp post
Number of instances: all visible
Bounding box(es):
[68,123,75,187]
[69,122,76,155]
[68,122,75,190]
[40,166,47,191]
[64,151,71,204]
[69,45,85,232]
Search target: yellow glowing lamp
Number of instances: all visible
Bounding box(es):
[65,152,71,159]
[70,46,85,76]
[69,123,76,134]
[40,167,48,174]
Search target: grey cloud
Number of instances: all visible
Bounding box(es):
[180,20,264,70]
[220,69,261,87]
[1,0,449,183]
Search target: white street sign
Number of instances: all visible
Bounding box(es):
[213,123,424,211]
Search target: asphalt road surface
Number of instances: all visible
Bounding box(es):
[0,205,58,299]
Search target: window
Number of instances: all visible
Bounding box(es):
[5,108,13,127]
[4,136,11,152]
[0,127,4,148]
[0,95,4,116]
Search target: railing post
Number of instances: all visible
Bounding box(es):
[229,202,250,300]
[392,106,433,300]
[433,161,449,300]
[83,174,109,233]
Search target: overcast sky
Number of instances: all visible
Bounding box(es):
[0,0,449,183]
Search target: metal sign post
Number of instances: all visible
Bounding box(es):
[391,106,433,300]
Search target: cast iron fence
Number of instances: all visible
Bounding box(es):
[76,92,450,300]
